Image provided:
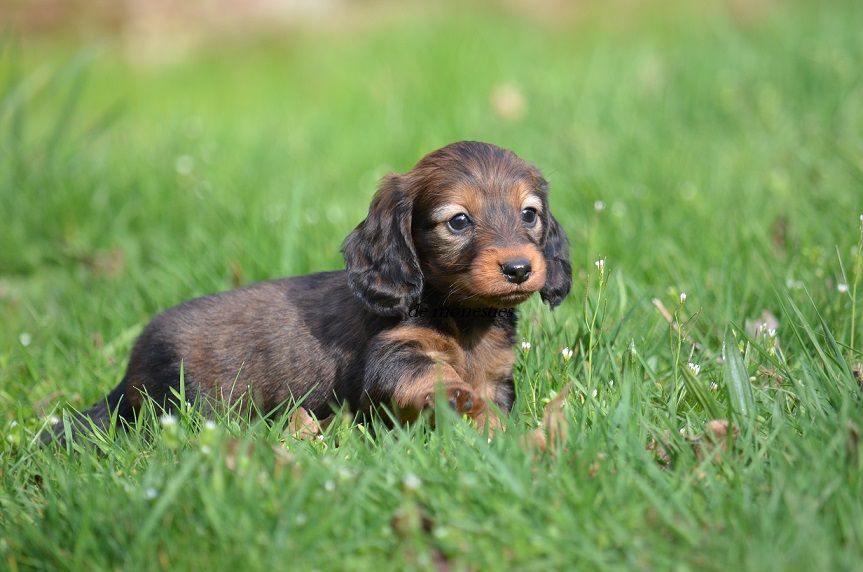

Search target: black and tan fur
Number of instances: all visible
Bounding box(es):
[49,141,571,439]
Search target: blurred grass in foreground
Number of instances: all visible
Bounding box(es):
[1,1,863,569]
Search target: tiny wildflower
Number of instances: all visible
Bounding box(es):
[561,347,573,362]
[608,379,615,388]
[687,362,701,376]
[144,487,159,500]
[160,414,181,447]
[709,382,719,392]
[434,526,450,540]
[679,292,687,304]
[594,200,606,212]
[403,473,422,491]
[204,420,217,431]
[324,480,336,492]
[595,258,606,273]
[591,388,598,398]
[767,328,777,338]
[521,340,531,351]
[19,333,31,347]
[838,283,849,294]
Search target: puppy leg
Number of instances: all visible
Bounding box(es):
[474,374,514,435]
[361,326,484,423]
[392,361,484,423]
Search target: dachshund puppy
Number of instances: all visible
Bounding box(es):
[51,141,571,439]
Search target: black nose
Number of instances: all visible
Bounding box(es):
[500,258,532,284]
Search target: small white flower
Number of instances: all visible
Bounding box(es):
[679,292,687,304]
[709,382,719,391]
[204,420,217,431]
[687,362,701,376]
[561,347,573,361]
[433,526,450,539]
[403,473,422,491]
[608,379,615,388]
[159,414,178,428]
[767,328,777,338]
[521,340,531,351]
[860,213,863,225]
[324,480,335,492]
[594,200,606,212]
[837,283,849,294]
[47,415,60,425]
[19,333,31,347]
[595,258,606,272]
[144,487,159,500]
[591,388,598,398]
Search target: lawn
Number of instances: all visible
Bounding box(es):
[2,1,863,569]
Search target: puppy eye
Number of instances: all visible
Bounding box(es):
[521,207,538,226]
[447,213,472,232]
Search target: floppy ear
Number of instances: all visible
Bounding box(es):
[342,174,423,317]
[539,210,572,309]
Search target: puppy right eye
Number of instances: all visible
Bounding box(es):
[447,213,472,233]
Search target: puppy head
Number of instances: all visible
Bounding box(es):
[343,141,572,316]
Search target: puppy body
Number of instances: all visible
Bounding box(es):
[53,141,571,439]
[122,272,390,420]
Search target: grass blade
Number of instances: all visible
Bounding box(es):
[723,329,755,430]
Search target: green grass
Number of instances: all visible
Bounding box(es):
[2,1,863,569]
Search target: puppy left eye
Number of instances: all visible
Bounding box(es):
[448,213,472,232]
[521,207,538,226]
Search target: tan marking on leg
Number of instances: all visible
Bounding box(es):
[461,326,516,405]
[391,361,463,421]
[378,325,465,370]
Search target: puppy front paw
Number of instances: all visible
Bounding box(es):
[423,384,484,417]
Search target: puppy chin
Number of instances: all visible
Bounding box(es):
[475,276,547,309]
[458,290,536,309]
[493,291,535,306]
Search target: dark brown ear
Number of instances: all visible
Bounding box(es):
[342,174,422,317]
[540,210,572,309]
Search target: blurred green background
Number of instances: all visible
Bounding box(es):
[2,0,862,569]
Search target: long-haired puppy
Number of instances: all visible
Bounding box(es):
[49,141,571,440]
